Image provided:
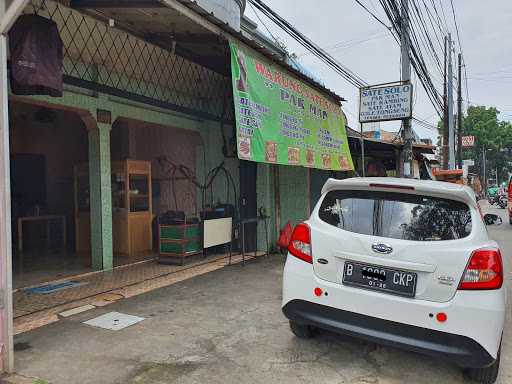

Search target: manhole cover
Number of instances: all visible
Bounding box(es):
[83,312,144,331]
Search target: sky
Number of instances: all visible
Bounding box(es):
[246,0,512,142]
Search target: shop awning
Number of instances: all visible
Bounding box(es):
[67,0,345,103]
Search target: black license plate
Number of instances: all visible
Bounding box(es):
[342,261,417,298]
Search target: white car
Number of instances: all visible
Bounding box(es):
[282,177,507,384]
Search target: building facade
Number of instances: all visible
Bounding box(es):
[0,0,354,371]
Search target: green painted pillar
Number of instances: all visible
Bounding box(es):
[88,121,113,271]
[256,163,275,252]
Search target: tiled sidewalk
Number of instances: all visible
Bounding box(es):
[14,252,269,334]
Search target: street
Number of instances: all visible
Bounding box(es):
[10,206,512,384]
[1,0,511,380]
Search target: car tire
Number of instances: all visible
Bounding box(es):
[509,216,512,225]
[465,347,500,384]
[289,321,315,339]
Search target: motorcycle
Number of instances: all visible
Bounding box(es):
[488,194,499,206]
[488,193,508,209]
[498,194,508,209]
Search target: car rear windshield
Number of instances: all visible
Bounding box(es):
[318,190,472,241]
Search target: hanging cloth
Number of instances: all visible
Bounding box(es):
[9,14,63,97]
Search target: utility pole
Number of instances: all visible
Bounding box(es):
[360,122,366,177]
[482,147,487,195]
[447,33,455,169]
[457,52,463,169]
[443,36,449,169]
[400,0,413,178]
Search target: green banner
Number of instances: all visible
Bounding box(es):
[229,41,354,171]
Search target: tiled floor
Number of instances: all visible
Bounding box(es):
[13,250,155,289]
[13,251,92,290]
[14,251,268,333]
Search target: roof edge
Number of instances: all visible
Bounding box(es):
[173,0,346,103]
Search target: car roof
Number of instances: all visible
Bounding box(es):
[321,177,478,208]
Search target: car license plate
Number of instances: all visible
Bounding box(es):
[342,261,417,298]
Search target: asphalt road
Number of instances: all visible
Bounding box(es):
[483,205,512,384]
[12,205,512,384]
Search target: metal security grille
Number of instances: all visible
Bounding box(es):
[23,0,233,121]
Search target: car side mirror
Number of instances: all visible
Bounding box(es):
[484,214,503,226]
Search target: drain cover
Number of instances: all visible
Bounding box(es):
[83,311,144,331]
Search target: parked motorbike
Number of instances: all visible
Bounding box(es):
[498,195,508,209]
[488,194,508,209]
[488,195,499,206]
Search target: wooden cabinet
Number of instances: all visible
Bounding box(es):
[112,160,153,257]
[74,159,153,257]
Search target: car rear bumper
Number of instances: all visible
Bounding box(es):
[283,299,494,368]
[282,256,505,367]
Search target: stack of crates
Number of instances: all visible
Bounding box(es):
[158,222,202,265]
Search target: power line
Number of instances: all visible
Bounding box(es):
[378,0,443,116]
[409,0,443,77]
[448,0,469,105]
[296,32,389,58]
[424,0,447,45]
[449,0,463,52]
[248,0,368,88]
[438,0,450,33]
[249,0,445,126]
[354,0,393,31]
[413,116,438,131]
[248,2,279,44]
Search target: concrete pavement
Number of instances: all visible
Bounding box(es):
[8,206,512,384]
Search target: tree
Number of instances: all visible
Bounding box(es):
[438,106,512,183]
[463,106,512,184]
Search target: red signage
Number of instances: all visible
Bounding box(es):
[462,136,475,147]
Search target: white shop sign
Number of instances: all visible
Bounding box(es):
[359,83,413,123]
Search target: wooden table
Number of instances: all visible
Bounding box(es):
[17,215,67,252]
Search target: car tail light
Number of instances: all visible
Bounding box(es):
[288,223,312,263]
[459,249,503,290]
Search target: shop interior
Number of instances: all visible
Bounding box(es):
[9,100,253,290]
[10,101,91,288]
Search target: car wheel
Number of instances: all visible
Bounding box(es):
[465,347,500,384]
[289,321,315,339]
[509,216,512,225]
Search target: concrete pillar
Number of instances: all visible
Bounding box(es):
[0,26,14,375]
[87,121,113,270]
[1,0,35,372]
[256,163,274,252]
